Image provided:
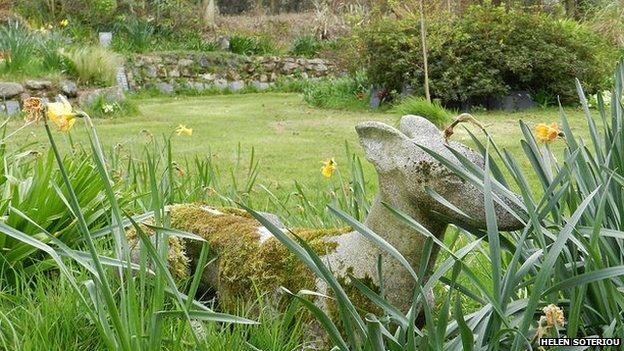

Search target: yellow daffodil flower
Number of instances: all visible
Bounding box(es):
[175,124,193,136]
[321,158,337,178]
[46,96,76,132]
[60,19,69,28]
[535,122,561,143]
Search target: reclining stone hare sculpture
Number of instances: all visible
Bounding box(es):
[132,115,524,316]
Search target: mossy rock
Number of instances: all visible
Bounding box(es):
[167,203,353,310]
[127,202,385,330]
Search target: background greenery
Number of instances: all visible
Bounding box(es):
[360,5,617,106]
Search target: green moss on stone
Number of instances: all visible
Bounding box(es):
[168,203,350,311]
[126,223,191,280]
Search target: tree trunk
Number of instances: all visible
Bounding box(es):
[419,0,431,102]
[203,0,216,29]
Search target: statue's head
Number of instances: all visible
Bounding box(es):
[356,115,524,231]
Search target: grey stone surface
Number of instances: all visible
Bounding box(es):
[228,80,245,92]
[60,80,78,97]
[214,79,228,90]
[116,67,130,91]
[0,82,24,98]
[251,81,270,90]
[199,57,210,68]
[218,36,230,51]
[99,32,112,48]
[25,80,52,90]
[281,61,299,73]
[190,82,206,91]
[200,73,215,81]
[78,86,125,106]
[369,85,382,108]
[1,100,20,116]
[155,82,174,94]
[145,65,158,78]
[178,59,194,67]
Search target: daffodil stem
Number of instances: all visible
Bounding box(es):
[67,131,75,150]
[43,119,132,351]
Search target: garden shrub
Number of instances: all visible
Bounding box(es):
[290,36,323,58]
[62,46,122,86]
[39,31,69,71]
[0,20,36,73]
[302,71,369,110]
[391,97,453,127]
[360,5,617,105]
[229,35,277,56]
[113,15,155,53]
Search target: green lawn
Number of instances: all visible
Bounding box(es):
[11,93,591,192]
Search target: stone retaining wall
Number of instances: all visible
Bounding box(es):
[0,80,124,116]
[0,53,337,115]
[0,79,79,116]
[127,52,336,94]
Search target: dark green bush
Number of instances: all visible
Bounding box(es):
[302,71,369,110]
[113,16,155,53]
[290,36,323,58]
[360,5,617,105]
[229,35,277,56]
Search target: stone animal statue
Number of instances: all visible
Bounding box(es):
[131,115,524,315]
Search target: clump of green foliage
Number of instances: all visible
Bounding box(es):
[229,35,277,56]
[290,36,323,58]
[113,15,155,53]
[62,46,122,86]
[0,21,37,73]
[360,5,617,105]
[82,95,140,118]
[302,72,369,110]
[0,20,69,77]
[391,97,453,127]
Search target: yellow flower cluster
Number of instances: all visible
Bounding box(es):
[175,124,193,136]
[321,158,337,178]
[37,19,68,34]
[535,123,562,143]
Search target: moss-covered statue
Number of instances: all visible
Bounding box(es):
[130,115,524,316]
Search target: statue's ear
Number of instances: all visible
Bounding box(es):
[399,115,443,139]
[356,121,407,172]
